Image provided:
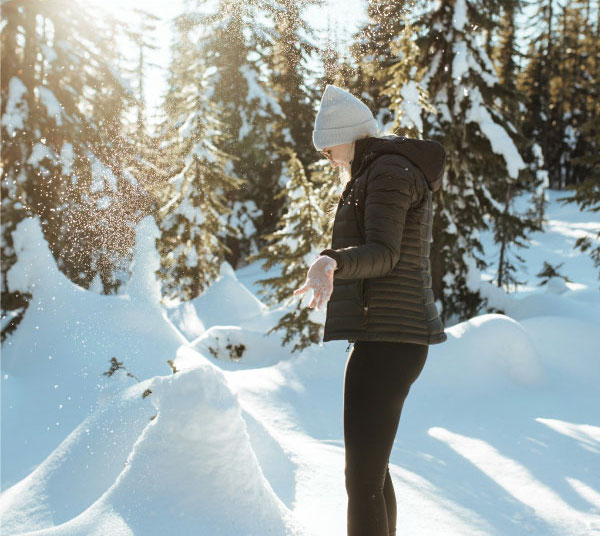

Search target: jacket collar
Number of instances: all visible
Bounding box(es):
[349,135,446,192]
[350,136,379,179]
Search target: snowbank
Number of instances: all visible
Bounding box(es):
[164,261,268,341]
[6,354,305,536]
[1,216,186,488]
[2,191,598,535]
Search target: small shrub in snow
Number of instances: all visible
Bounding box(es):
[536,261,571,286]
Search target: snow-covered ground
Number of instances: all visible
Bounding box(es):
[1,190,599,535]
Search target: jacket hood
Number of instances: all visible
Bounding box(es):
[351,135,446,192]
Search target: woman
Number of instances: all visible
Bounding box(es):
[293,84,448,536]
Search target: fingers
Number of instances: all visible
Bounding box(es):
[316,291,325,310]
[308,290,321,309]
[317,285,333,310]
[293,280,310,295]
[293,278,333,310]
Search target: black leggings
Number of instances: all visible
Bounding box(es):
[343,340,429,536]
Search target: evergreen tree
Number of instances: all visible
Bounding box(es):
[193,0,285,268]
[408,0,530,321]
[554,0,599,187]
[489,0,542,291]
[379,16,436,137]
[518,0,563,188]
[155,12,241,301]
[124,8,163,202]
[351,0,414,128]
[265,0,320,168]
[247,149,333,353]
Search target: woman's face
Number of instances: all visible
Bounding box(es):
[321,142,355,170]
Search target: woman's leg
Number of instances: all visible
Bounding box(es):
[343,340,428,536]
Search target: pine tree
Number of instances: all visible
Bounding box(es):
[351,0,414,128]
[247,148,333,353]
[265,0,320,168]
[554,0,599,187]
[518,0,563,188]
[192,0,285,268]
[155,12,241,301]
[124,8,163,202]
[489,0,542,292]
[379,16,436,137]
[1,0,145,332]
[409,0,530,321]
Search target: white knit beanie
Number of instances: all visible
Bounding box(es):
[312,84,379,151]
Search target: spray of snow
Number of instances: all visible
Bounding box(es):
[88,152,118,193]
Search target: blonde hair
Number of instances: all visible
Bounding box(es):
[325,131,383,228]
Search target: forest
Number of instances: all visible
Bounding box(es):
[2,0,599,351]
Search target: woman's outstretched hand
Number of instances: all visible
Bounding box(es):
[293,255,337,310]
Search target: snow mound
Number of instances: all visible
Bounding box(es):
[518,315,599,387]
[120,215,162,305]
[11,359,306,536]
[0,374,154,535]
[1,216,186,488]
[505,289,600,322]
[426,313,545,394]
[6,214,72,296]
[164,261,268,341]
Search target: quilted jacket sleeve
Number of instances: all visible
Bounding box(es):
[319,156,415,280]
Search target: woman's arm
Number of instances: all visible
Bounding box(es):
[319,158,415,280]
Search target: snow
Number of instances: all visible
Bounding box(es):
[452,40,469,81]
[39,44,57,65]
[399,81,423,132]
[465,87,526,179]
[27,143,56,166]
[2,77,28,136]
[120,216,163,305]
[239,64,283,116]
[1,215,187,494]
[452,0,467,31]
[60,143,74,176]
[427,426,599,534]
[36,86,64,126]
[1,192,600,535]
[164,261,268,342]
[88,153,118,193]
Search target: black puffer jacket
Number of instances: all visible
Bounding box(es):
[318,135,447,346]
